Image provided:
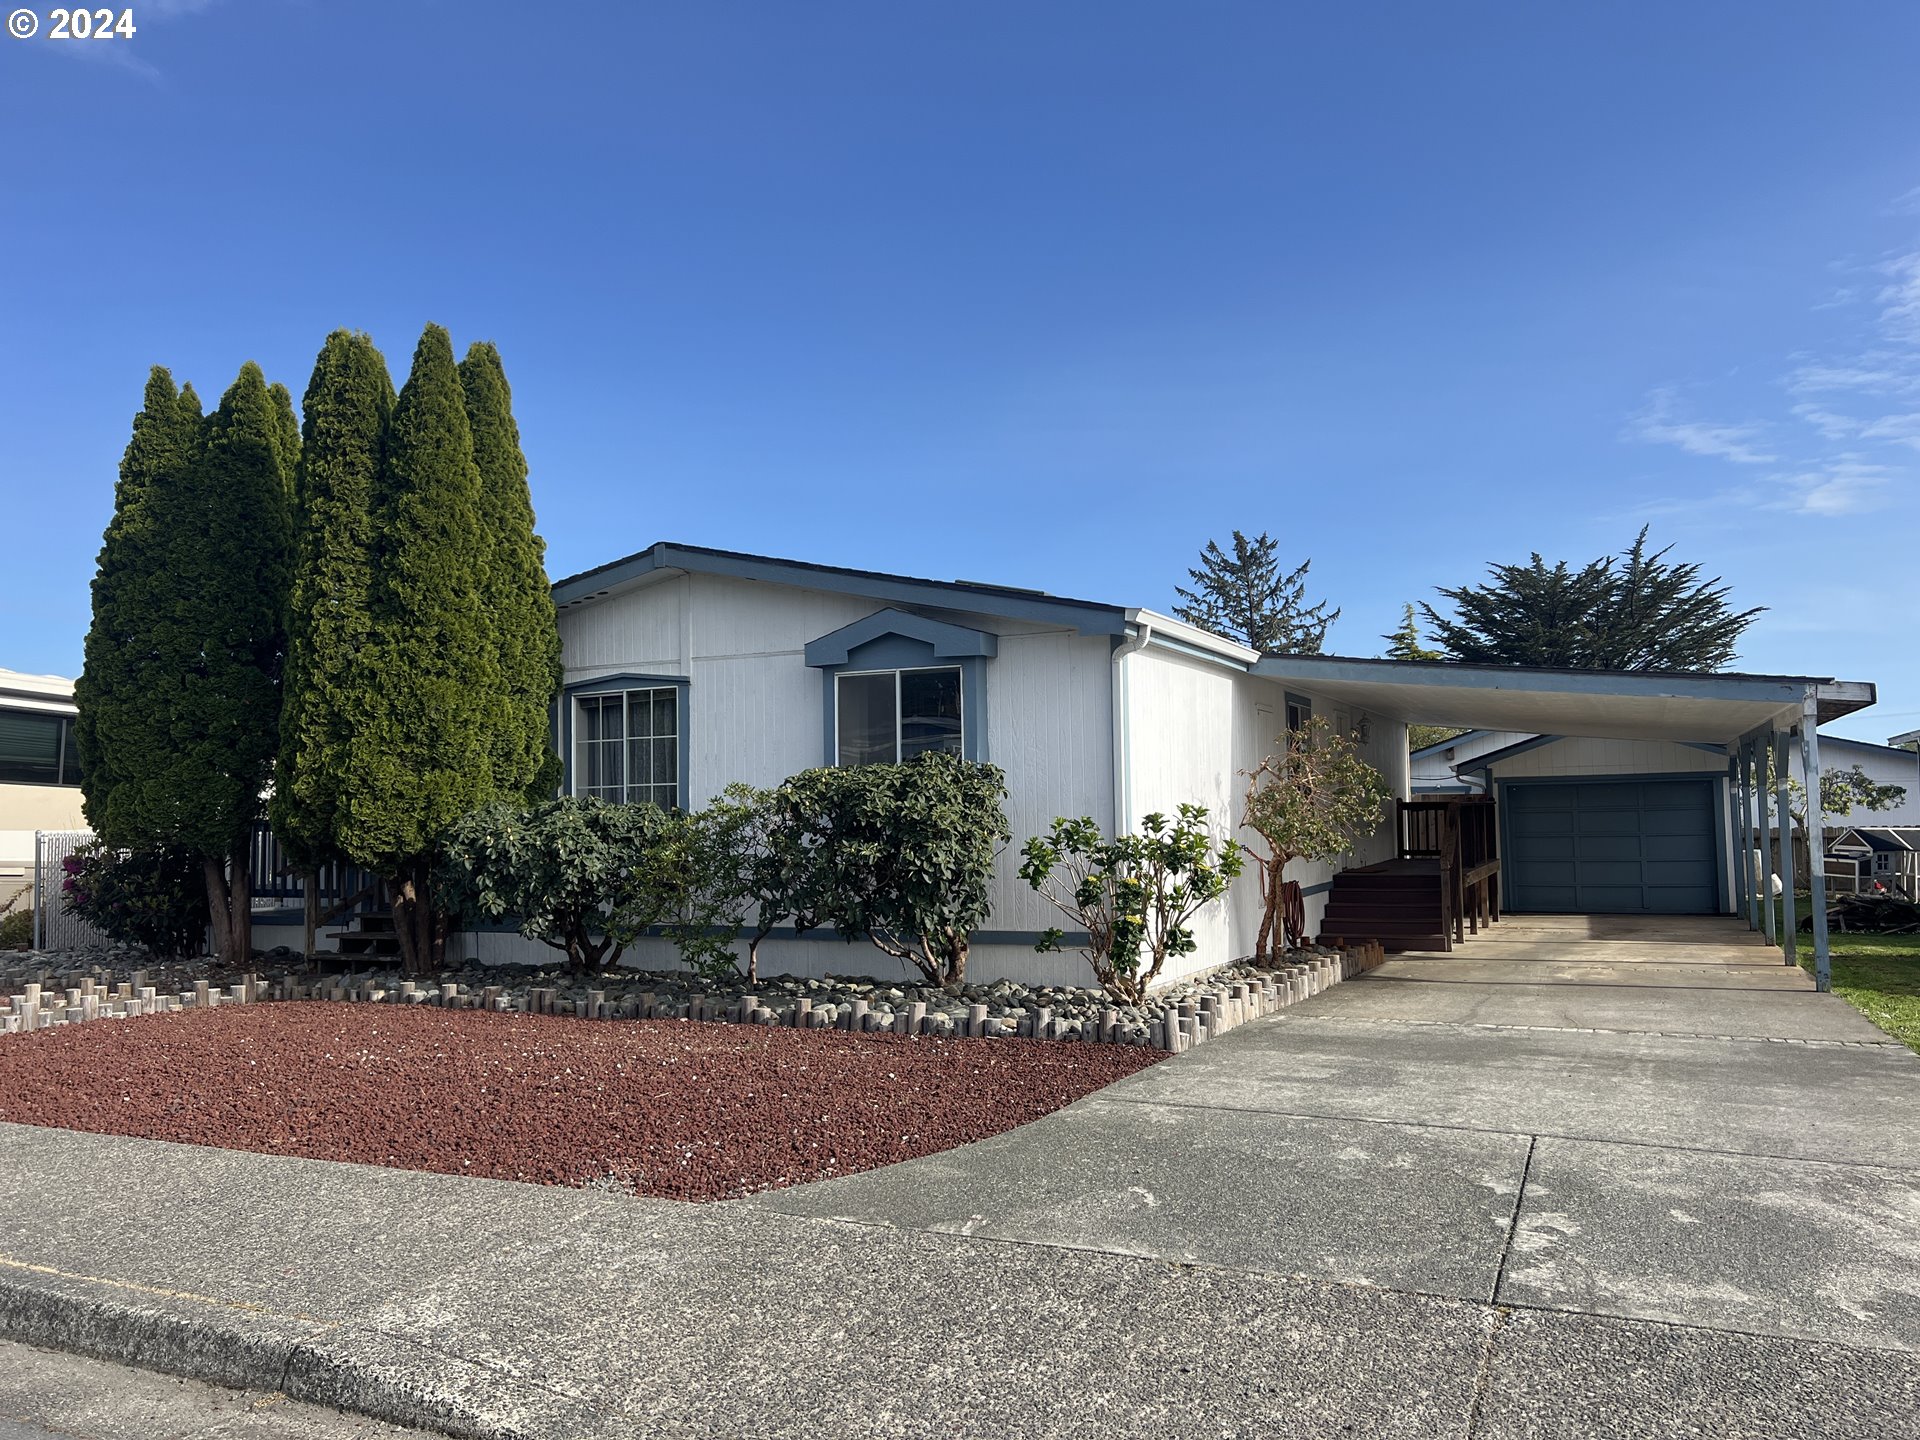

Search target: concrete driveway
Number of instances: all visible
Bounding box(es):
[751,920,1920,1414]
[2,921,1916,1438]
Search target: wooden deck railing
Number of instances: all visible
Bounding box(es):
[1398,797,1501,943]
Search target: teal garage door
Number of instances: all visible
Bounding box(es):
[1504,778,1721,914]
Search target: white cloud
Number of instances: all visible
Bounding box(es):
[1858,412,1920,451]
[1762,458,1895,516]
[1627,389,1774,464]
[1788,403,1860,440]
[1876,250,1920,344]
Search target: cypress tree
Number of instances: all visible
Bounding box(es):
[79,363,294,961]
[1173,531,1340,654]
[75,368,204,838]
[342,324,498,971]
[272,332,395,890]
[459,341,562,802]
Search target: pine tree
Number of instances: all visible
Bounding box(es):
[1172,531,1340,654]
[1382,603,1442,661]
[1380,604,1461,749]
[340,324,500,971]
[74,369,204,840]
[78,363,294,962]
[272,332,395,883]
[459,341,562,802]
[1421,529,1761,671]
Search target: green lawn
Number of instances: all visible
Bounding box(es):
[1781,895,1920,1053]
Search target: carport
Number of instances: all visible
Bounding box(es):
[1249,655,1878,991]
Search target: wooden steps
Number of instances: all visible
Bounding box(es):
[324,911,401,958]
[1318,861,1450,952]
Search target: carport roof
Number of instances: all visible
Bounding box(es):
[1249,654,1875,746]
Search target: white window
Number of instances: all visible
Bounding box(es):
[574,688,679,808]
[835,667,963,766]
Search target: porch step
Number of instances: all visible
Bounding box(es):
[324,910,402,957]
[1318,922,1450,952]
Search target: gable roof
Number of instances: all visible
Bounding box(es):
[552,542,1130,636]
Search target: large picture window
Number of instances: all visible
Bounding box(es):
[574,688,679,808]
[836,667,962,766]
[0,709,82,787]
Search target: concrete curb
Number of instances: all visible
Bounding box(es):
[0,1265,536,1439]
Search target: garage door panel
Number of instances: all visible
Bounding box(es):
[1504,777,1719,916]
[1580,835,1644,863]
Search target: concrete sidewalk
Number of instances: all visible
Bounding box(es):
[2,957,1918,1438]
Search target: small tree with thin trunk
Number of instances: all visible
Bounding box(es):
[1241,714,1391,957]
[1019,806,1243,1003]
[674,783,822,983]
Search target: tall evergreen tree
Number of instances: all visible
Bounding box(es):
[1382,602,1443,661]
[1173,531,1339,654]
[75,369,204,837]
[341,324,499,971]
[78,363,294,962]
[1421,529,1762,672]
[267,381,301,498]
[459,341,562,802]
[272,332,395,882]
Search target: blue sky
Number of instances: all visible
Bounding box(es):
[3,1,1917,742]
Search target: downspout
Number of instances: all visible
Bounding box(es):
[1111,621,1151,836]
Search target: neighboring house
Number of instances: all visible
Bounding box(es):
[0,669,87,914]
[1410,730,1531,794]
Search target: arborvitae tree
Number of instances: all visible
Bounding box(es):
[75,369,204,837]
[267,382,301,499]
[79,363,294,962]
[1173,531,1340,654]
[272,332,395,900]
[1421,529,1762,672]
[459,341,562,802]
[341,324,500,971]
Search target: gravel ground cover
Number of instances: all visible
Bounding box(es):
[0,1004,1161,1200]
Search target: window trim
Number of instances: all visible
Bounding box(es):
[832,664,966,767]
[559,673,690,809]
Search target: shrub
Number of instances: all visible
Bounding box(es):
[435,796,687,972]
[672,783,823,985]
[1019,805,1243,1003]
[0,893,31,950]
[785,752,1009,992]
[59,841,210,957]
[1241,714,1391,955]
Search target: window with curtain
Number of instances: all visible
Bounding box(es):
[574,688,679,808]
[0,709,80,786]
[835,667,962,766]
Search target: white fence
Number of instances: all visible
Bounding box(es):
[32,830,109,951]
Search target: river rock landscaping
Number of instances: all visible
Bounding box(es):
[0,1004,1163,1200]
[0,941,1384,1051]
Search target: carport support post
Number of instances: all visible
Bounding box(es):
[1729,757,1750,921]
[1755,735,1775,945]
[1800,694,1832,992]
[1773,730,1797,968]
[1735,744,1757,929]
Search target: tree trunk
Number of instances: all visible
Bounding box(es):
[230,843,253,962]
[201,857,233,962]
[302,873,318,961]
[391,867,437,977]
[940,932,967,993]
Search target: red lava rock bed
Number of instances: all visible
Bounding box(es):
[0,1004,1161,1201]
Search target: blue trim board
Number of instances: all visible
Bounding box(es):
[1469,733,1563,770]
[804,609,997,667]
[1409,728,1495,761]
[466,919,1090,948]
[560,672,693,806]
[552,542,1129,637]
